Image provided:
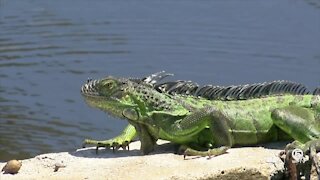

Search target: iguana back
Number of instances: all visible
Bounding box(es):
[139,71,312,100]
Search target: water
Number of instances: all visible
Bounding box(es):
[0,0,319,161]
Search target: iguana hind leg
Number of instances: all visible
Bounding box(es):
[272,106,320,143]
[129,120,157,155]
[271,106,320,179]
[83,124,137,151]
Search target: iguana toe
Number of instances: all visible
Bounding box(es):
[112,143,121,152]
[120,141,130,150]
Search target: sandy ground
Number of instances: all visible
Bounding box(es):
[0,140,285,180]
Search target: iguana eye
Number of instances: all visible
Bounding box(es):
[95,79,119,97]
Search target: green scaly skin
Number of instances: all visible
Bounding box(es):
[81,75,320,160]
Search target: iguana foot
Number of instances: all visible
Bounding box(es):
[179,145,229,159]
[83,138,131,153]
[82,124,137,153]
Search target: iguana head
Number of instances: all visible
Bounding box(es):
[81,75,190,123]
[81,76,137,119]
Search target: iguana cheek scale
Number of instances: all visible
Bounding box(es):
[81,73,320,163]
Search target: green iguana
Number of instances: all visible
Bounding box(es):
[81,72,320,177]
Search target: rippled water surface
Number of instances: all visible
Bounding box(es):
[0,0,319,161]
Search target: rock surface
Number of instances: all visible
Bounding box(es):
[0,140,285,180]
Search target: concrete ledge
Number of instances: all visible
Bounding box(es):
[0,140,285,180]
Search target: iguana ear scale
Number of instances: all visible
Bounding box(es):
[122,108,139,121]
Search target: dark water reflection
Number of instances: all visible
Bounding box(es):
[0,0,319,161]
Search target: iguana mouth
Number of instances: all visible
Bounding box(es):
[81,79,100,96]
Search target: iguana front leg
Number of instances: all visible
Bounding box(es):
[129,120,157,155]
[160,107,232,157]
[83,124,137,151]
[84,108,157,155]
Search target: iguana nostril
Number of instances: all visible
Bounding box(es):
[87,78,92,83]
